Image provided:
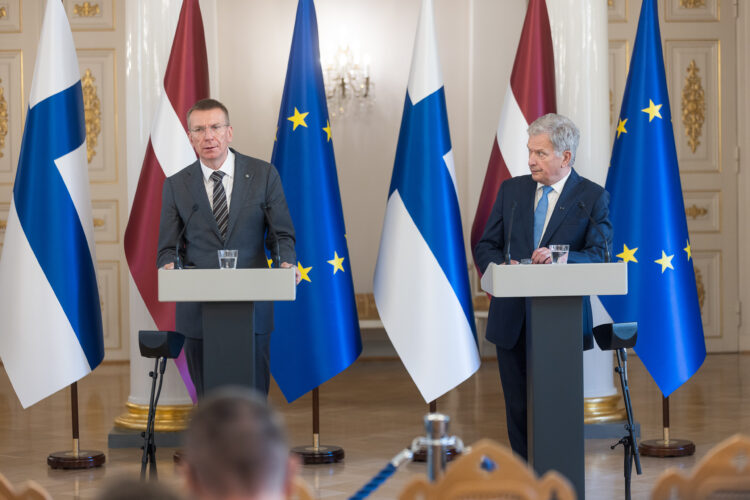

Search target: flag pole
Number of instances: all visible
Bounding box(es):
[47,382,105,469]
[412,399,459,463]
[638,394,695,457]
[292,387,344,464]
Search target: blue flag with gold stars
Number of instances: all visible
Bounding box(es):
[270,0,362,402]
[601,0,705,397]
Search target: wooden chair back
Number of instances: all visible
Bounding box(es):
[399,439,576,500]
[651,434,750,500]
[0,473,52,500]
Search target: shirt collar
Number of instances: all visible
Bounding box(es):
[537,169,572,195]
[201,149,235,181]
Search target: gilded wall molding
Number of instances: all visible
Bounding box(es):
[685,204,708,219]
[74,2,100,17]
[81,68,101,163]
[695,267,705,310]
[0,77,7,158]
[681,60,706,154]
[679,0,706,8]
[0,6,6,19]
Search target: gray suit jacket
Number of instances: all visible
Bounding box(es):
[156,149,296,338]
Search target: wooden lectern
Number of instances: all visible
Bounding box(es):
[481,262,627,500]
[158,268,296,392]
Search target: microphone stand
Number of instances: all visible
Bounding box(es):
[141,357,167,480]
[611,348,641,500]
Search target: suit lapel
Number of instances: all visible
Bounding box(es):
[540,169,583,247]
[186,161,223,240]
[225,151,256,241]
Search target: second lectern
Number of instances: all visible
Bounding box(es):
[159,268,296,392]
[481,262,627,499]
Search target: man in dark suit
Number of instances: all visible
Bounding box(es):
[475,113,612,460]
[157,98,300,399]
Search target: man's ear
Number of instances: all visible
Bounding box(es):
[562,150,572,168]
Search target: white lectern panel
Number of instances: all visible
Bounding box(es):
[158,268,296,302]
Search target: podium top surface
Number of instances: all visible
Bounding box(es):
[480,262,627,298]
[158,268,296,302]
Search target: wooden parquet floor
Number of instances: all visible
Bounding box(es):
[0,353,749,499]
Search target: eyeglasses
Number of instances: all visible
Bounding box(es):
[189,124,229,137]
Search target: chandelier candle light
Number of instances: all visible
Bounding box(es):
[322,43,374,118]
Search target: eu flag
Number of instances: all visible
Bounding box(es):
[601,0,706,397]
[270,0,362,402]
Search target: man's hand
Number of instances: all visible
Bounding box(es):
[162,262,175,270]
[531,247,552,264]
[281,261,302,285]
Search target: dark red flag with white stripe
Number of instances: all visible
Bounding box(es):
[470,0,556,270]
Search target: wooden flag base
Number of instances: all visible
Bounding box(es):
[639,438,695,457]
[47,449,105,469]
[292,443,345,465]
[639,395,695,458]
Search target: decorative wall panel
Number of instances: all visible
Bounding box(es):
[64,0,115,31]
[0,50,23,186]
[0,0,21,33]
[692,250,720,338]
[91,199,119,243]
[96,260,122,352]
[608,40,629,142]
[683,190,720,233]
[665,40,720,173]
[665,0,719,22]
[608,0,627,23]
[0,201,8,247]
[76,49,118,183]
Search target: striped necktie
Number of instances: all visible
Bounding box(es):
[210,170,228,240]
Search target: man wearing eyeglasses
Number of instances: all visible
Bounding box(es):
[157,98,300,399]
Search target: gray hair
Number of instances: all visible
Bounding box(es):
[527,113,580,166]
[184,387,289,498]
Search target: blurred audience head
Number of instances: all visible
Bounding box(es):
[94,477,183,500]
[182,387,297,500]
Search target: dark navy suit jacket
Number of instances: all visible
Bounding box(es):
[474,169,612,350]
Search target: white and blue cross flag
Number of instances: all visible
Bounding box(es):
[0,0,104,408]
[374,0,480,403]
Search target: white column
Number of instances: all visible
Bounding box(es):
[121,0,220,420]
[547,1,620,407]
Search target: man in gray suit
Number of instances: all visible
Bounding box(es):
[157,98,300,399]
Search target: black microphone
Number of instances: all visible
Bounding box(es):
[175,204,199,269]
[577,201,610,263]
[504,200,517,265]
[261,202,281,269]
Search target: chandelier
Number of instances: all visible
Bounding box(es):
[322,44,374,118]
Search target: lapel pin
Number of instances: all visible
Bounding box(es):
[245,173,250,178]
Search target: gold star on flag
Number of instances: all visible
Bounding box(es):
[322,120,332,142]
[297,261,312,282]
[641,99,663,122]
[327,252,345,274]
[655,251,674,273]
[267,258,273,268]
[287,107,309,131]
[616,118,628,139]
[617,244,638,263]
[684,240,692,261]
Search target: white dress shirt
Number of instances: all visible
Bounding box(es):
[533,170,571,247]
[201,150,235,210]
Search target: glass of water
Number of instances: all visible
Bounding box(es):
[218,249,238,269]
[549,244,569,264]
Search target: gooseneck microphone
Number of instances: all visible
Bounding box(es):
[577,200,611,263]
[504,200,518,265]
[262,202,281,269]
[175,204,199,269]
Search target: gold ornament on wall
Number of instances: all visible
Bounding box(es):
[685,204,708,219]
[681,60,705,154]
[0,78,7,159]
[81,69,101,164]
[679,0,706,8]
[694,267,705,310]
[74,2,101,17]
[608,0,614,6]
[0,6,7,19]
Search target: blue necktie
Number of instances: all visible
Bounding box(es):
[533,185,553,248]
